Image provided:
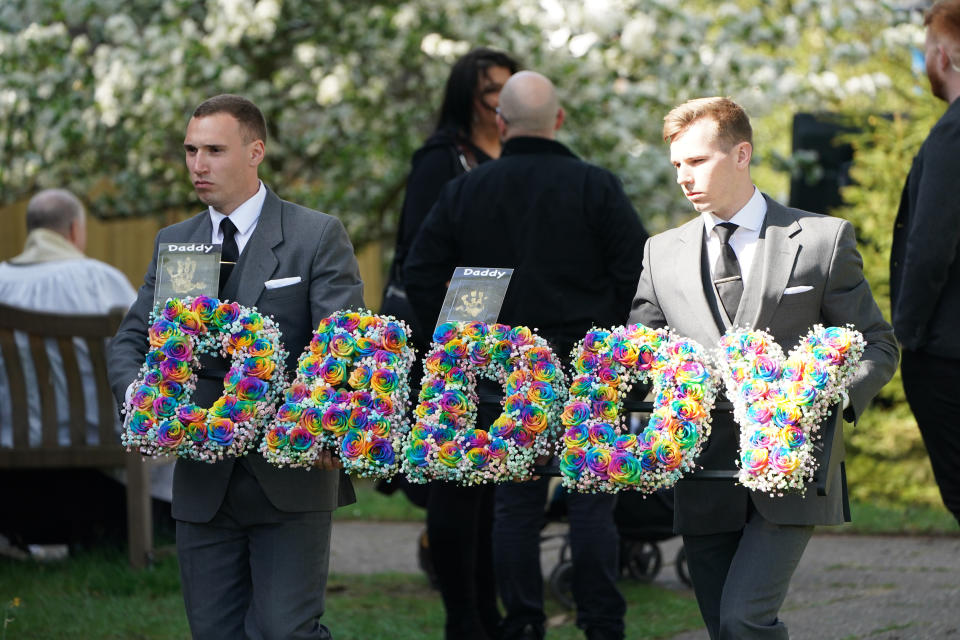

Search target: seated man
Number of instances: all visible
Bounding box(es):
[0,188,173,548]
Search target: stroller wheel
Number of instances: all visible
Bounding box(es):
[548,560,575,610]
[675,545,692,587]
[621,540,662,582]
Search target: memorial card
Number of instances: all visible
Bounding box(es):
[154,242,222,307]
[435,267,514,329]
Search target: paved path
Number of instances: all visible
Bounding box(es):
[662,534,960,640]
[330,522,960,639]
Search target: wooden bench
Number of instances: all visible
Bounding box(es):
[0,303,153,568]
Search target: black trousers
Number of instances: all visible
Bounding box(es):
[493,477,625,640]
[426,396,502,640]
[427,481,500,640]
[901,349,960,525]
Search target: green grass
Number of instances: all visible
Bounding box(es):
[340,481,960,537]
[0,547,701,640]
[0,548,187,639]
[834,500,958,536]
[333,478,425,522]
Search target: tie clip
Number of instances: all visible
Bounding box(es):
[713,276,741,284]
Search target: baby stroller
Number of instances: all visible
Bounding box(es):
[614,487,690,586]
[544,485,692,610]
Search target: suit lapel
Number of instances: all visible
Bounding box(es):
[186,211,213,243]
[751,196,801,331]
[234,188,282,307]
[676,220,723,345]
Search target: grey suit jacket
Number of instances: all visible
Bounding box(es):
[108,187,365,522]
[629,195,898,534]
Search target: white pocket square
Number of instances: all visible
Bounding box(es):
[264,276,302,290]
[783,285,813,295]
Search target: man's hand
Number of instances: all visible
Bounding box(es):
[314,450,343,470]
[528,453,553,481]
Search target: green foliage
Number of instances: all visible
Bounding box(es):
[832,53,948,509]
[841,499,957,535]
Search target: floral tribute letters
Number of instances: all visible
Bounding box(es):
[122,296,288,461]
[716,325,864,495]
[400,321,567,485]
[123,297,865,495]
[260,311,416,478]
[557,324,717,494]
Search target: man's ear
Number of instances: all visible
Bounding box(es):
[736,141,753,169]
[68,217,87,252]
[249,139,265,167]
[937,44,960,74]
[554,107,565,131]
[496,113,509,140]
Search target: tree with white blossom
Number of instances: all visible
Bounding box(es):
[0,0,925,240]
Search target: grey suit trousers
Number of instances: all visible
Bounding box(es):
[682,504,812,640]
[176,460,333,640]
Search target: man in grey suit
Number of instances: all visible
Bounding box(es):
[629,97,898,639]
[891,0,960,526]
[109,94,364,639]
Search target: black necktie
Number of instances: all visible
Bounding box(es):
[219,217,239,295]
[713,222,743,320]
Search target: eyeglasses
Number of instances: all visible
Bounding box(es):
[495,107,509,124]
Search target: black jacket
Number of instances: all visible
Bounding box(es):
[891,98,960,358]
[383,129,491,353]
[388,129,491,290]
[404,136,648,358]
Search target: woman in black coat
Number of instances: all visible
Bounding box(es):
[381,47,518,640]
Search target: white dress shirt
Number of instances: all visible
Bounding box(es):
[701,186,767,292]
[208,181,266,255]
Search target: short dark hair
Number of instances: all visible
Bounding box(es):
[192,94,267,144]
[926,0,960,56]
[435,47,519,137]
[662,96,753,149]
[26,189,84,234]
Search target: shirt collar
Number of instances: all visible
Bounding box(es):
[501,136,579,160]
[9,228,86,265]
[208,181,266,236]
[701,186,766,235]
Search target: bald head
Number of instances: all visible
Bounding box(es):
[26,188,87,250]
[497,71,563,139]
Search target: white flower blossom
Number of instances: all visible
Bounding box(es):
[105,14,138,44]
[420,32,442,56]
[540,0,566,25]
[391,5,417,29]
[221,65,247,89]
[581,0,622,36]
[620,15,657,56]
[317,74,343,106]
[568,32,598,58]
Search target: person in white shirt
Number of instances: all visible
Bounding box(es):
[0,188,173,547]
